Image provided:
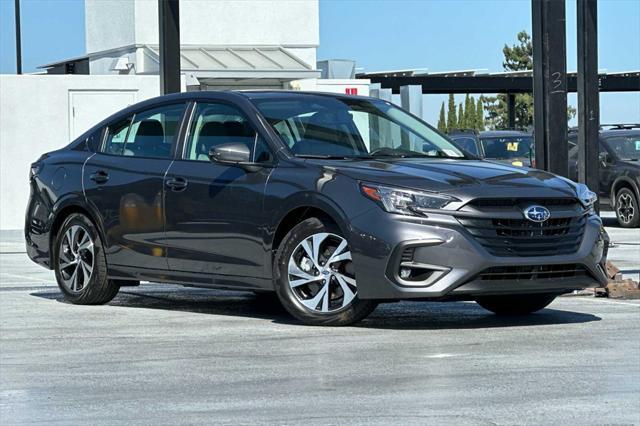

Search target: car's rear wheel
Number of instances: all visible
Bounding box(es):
[274,218,378,326]
[475,293,556,315]
[615,187,639,228]
[54,213,119,304]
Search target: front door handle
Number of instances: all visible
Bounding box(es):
[165,177,188,191]
[89,170,109,184]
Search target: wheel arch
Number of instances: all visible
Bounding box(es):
[49,199,105,267]
[611,177,640,207]
[269,193,352,251]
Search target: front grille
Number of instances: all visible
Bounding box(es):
[470,198,580,209]
[457,214,587,257]
[477,264,591,281]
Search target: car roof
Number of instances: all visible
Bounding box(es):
[601,129,640,138]
[479,130,532,138]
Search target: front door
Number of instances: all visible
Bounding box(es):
[83,102,187,271]
[164,101,274,278]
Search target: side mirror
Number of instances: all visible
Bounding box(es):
[598,152,609,166]
[209,143,260,172]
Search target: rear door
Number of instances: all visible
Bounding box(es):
[83,102,188,271]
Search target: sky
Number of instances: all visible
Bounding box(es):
[1,0,639,125]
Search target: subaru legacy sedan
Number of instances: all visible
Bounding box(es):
[26,91,609,326]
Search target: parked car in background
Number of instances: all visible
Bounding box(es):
[568,124,640,227]
[447,129,482,157]
[479,130,534,167]
[25,91,609,326]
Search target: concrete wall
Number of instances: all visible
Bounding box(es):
[0,75,162,230]
[85,0,319,65]
[85,0,135,54]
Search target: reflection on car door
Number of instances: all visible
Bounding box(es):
[164,101,274,278]
[83,103,187,271]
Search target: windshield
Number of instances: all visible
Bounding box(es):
[480,135,533,159]
[251,95,466,159]
[605,135,640,160]
[448,135,480,156]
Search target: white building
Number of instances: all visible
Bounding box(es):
[0,0,370,230]
[42,0,322,90]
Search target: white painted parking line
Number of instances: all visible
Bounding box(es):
[0,272,56,283]
[571,297,640,307]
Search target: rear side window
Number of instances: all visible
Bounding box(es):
[185,102,272,163]
[103,103,186,159]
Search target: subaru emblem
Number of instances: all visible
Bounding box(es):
[523,205,551,223]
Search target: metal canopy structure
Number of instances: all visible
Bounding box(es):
[356,69,640,94]
[146,45,319,79]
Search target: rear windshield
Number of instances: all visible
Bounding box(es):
[480,136,533,159]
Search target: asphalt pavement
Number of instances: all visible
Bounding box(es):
[1,215,639,425]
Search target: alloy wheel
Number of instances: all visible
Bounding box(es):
[58,225,94,293]
[617,192,636,224]
[287,232,357,313]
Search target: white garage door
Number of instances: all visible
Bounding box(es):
[68,90,137,139]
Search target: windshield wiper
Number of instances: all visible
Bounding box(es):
[294,154,363,159]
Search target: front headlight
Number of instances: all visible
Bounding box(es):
[576,183,598,209]
[360,183,458,215]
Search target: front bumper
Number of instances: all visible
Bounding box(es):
[348,207,609,300]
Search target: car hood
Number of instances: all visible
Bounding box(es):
[311,158,579,199]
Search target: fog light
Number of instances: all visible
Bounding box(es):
[399,267,412,279]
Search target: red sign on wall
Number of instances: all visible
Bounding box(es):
[345,88,358,95]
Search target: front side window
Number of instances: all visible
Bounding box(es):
[103,103,186,158]
[185,102,272,163]
[480,135,534,160]
[251,96,465,159]
[104,117,131,155]
[604,135,640,161]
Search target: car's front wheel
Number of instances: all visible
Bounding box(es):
[274,218,378,326]
[54,213,120,304]
[615,187,639,228]
[475,293,556,315]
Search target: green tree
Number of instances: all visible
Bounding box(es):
[484,30,575,129]
[464,95,476,130]
[437,102,447,133]
[476,97,485,131]
[446,93,457,131]
[457,103,464,129]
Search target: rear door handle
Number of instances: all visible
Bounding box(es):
[90,170,109,184]
[165,177,188,191]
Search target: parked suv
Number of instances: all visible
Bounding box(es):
[479,130,535,167]
[26,91,609,326]
[568,124,640,227]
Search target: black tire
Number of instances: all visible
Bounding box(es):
[475,293,556,316]
[614,187,640,228]
[53,213,120,305]
[273,217,378,326]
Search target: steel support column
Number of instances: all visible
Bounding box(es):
[400,85,424,149]
[158,0,181,95]
[577,0,600,202]
[532,0,568,176]
[14,0,22,74]
[507,93,516,129]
